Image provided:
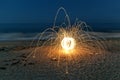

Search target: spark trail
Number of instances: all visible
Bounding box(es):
[25,7,106,76]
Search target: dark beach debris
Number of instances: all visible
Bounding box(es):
[21,58,27,62]
[22,62,35,67]
[23,63,27,66]
[0,67,6,70]
[21,58,29,66]
[13,46,26,51]
[11,60,20,66]
[3,59,12,66]
[4,63,9,66]
[0,48,5,51]
[0,47,10,52]
[12,59,17,61]
[3,58,25,66]
[18,53,27,58]
[28,62,35,65]
[17,54,28,65]
[51,57,58,61]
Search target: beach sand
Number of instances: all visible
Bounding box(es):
[0,37,120,80]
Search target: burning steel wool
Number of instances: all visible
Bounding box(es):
[61,37,75,52]
[26,7,106,74]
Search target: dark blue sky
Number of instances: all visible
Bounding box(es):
[0,0,120,23]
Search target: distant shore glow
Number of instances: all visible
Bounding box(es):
[61,37,75,52]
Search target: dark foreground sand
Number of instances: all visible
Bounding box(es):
[0,39,120,80]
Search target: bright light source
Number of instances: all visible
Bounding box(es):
[61,37,75,51]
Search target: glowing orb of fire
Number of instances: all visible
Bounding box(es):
[61,37,75,51]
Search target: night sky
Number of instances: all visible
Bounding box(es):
[0,0,120,32]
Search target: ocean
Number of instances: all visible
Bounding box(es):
[0,23,120,41]
[0,23,120,33]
